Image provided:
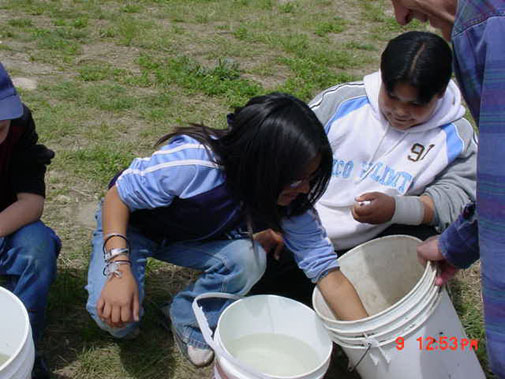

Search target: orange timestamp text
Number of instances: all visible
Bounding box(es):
[395,336,479,351]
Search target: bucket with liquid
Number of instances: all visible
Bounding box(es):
[193,293,333,379]
[0,287,35,379]
[312,235,485,379]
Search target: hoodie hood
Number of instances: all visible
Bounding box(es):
[363,71,465,133]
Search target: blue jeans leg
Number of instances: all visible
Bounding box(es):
[85,204,157,338]
[0,221,60,345]
[85,204,266,346]
[156,239,266,349]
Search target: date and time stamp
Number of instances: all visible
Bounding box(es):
[395,335,479,351]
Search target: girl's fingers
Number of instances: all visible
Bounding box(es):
[102,302,112,326]
[132,293,140,322]
[111,304,122,325]
[102,302,111,319]
[121,302,132,324]
[254,229,284,256]
[111,306,129,328]
[97,297,105,318]
[264,242,274,254]
[273,241,284,261]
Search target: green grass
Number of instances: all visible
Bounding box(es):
[0,0,490,377]
[314,17,347,36]
[7,17,33,27]
[137,54,263,106]
[58,146,136,186]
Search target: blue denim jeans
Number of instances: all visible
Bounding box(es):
[86,204,266,349]
[0,221,60,346]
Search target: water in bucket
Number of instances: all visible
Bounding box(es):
[194,293,333,379]
[226,333,321,376]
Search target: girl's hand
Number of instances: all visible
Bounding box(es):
[352,192,395,224]
[97,266,139,329]
[253,229,284,260]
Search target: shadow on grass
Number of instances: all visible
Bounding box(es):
[42,264,360,379]
[324,345,361,379]
[42,265,186,378]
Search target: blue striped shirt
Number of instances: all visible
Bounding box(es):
[116,135,338,282]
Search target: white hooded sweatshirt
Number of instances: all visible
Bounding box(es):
[310,72,477,250]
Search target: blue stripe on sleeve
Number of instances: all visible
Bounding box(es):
[440,123,465,163]
[116,135,225,211]
[325,96,369,134]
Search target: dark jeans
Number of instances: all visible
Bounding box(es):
[0,221,60,346]
[249,224,437,306]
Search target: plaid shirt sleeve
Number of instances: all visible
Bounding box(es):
[438,202,479,268]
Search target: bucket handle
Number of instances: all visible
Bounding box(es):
[364,334,391,366]
[192,293,270,379]
[348,333,391,372]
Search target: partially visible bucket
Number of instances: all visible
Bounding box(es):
[312,235,485,379]
[193,293,333,379]
[0,287,35,379]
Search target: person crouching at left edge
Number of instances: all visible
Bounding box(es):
[0,63,61,379]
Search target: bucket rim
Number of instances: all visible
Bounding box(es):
[327,287,444,349]
[314,265,437,334]
[0,287,31,372]
[326,285,442,345]
[216,294,333,379]
[219,294,320,321]
[312,235,435,326]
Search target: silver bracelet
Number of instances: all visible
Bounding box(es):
[103,260,131,279]
[104,247,130,262]
[102,233,130,255]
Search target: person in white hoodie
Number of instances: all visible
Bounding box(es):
[250,31,477,305]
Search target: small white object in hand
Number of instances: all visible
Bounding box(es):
[358,200,372,206]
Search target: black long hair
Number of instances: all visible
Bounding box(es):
[157,92,332,231]
[381,31,452,104]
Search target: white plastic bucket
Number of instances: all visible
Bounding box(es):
[0,287,35,379]
[193,293,333,379]
[312,235,485,379]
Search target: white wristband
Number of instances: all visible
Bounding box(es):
[390,196,424,225]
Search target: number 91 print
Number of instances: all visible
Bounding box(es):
[395,336,479,351]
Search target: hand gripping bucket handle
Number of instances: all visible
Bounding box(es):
[192,293,270,379]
